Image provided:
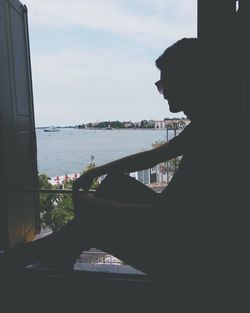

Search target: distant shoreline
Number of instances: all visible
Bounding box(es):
[36,117,189,130]
[36,126,185,131]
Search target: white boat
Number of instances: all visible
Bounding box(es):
[44,127,60,132]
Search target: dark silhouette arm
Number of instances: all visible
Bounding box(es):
[73,124,192,191]
[74,192,150,217]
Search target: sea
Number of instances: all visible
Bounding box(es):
[36,128,178,178]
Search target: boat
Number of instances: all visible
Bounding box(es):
[44,127,60,132]
[105,126,113,130]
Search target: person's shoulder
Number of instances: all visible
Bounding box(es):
[168,122,193,151]
[182,122,193,132]
[177,122,193,139]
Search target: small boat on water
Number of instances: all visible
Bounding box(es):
[44,127,60,132]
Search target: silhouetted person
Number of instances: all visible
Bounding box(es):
[0,38,229,286]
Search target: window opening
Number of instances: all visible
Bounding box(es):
[28,0,197,273]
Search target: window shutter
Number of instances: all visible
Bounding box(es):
[0,0,39,249]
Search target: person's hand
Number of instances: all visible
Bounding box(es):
[72,170,96,192]
[72,188,94,218]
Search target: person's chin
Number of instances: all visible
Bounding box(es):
[169,104,182,113]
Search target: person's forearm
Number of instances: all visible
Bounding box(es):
[92,150,159,177]
[89,125,191,178]
[91,141,180,177]
[77,194,150,217]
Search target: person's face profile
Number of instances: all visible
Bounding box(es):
[158,68,184,113]
[155,80,163,94]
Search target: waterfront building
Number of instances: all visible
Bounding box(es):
[154,118,190,129]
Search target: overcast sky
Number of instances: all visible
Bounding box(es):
[24,0,197,127]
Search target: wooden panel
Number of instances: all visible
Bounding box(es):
[197,0,239,117]
[0,0,39,248]
[9,3,30,117]
[198,0,236,41]
[17,132,39,239]
[237,0,250,136]
[198,0,249,277]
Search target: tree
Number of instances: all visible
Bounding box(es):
[77,123,85,129]
[38,163,101,232]
[151,140,181,178]
[38,173,58,228]
[110,120,123,128]
[97,121,109,128]
[39,175,75,232]
[83,164,100,190]
[140,120,148,128]
[86,122,93,128]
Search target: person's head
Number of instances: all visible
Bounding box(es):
[155,38,205,119]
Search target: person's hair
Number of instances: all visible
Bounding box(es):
[155,38,202,77]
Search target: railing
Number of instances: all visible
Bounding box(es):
[23,188,96,195]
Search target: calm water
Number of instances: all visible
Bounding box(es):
[36,128,177,177]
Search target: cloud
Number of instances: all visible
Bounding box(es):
[24,0,196,48]
[32,47,173,126]
[23,0,195,126]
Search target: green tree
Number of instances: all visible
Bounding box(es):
[38,173,58,225]
[110,120,123,128]
[77,123,85,129]
[140,120,148,128]
[97,121,109,128]
[151,140,181,176]
[83,164,100,190]
[44,195,74,232]
[38,173,74,232]
[86,122,93,128]
[38,162,100,232]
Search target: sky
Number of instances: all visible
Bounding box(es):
[23,0,197,127]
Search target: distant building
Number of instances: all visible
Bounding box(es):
[133,121,141,128]
[148,119,155,128]
[155,118,190,129]
[130,165,161,185]
[154,120,166,129]
[123,121,134,128]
